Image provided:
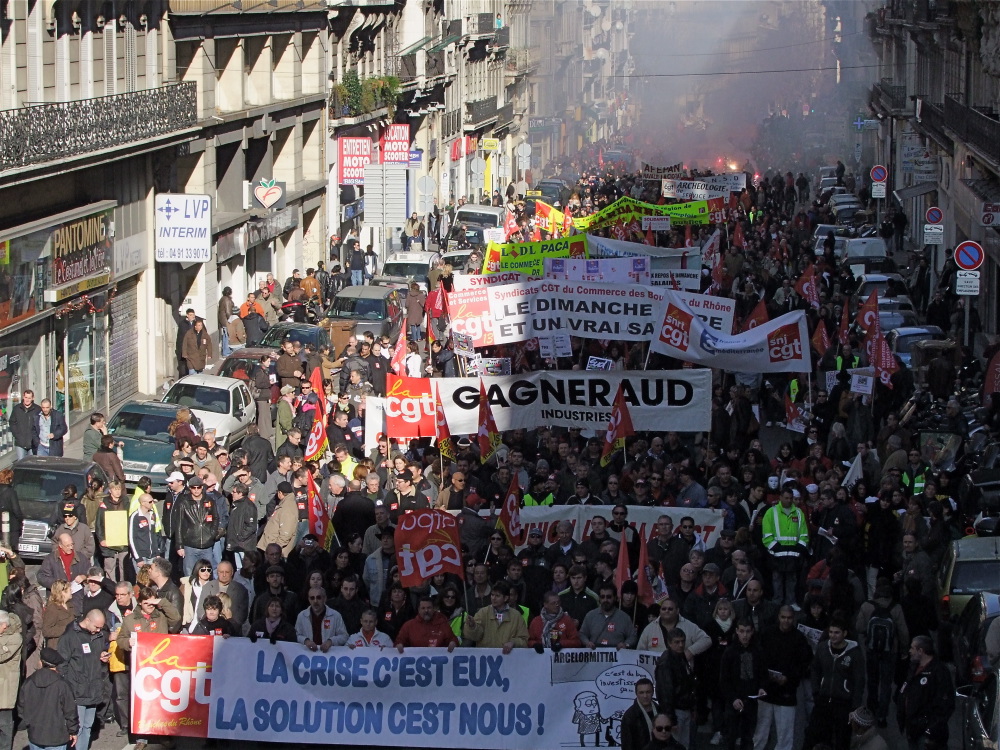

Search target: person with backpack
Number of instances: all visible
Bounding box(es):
[855,582,908,728]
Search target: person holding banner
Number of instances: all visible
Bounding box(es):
[294,587,348,651]
[462,581,528,652]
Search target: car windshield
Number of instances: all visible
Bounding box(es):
[259,326,322,348]
[456,210,500,226]
[445,252,472,268]
[12,469,88,503]
[382,262,428,279]
[219,358,258,380]
[895,333,939,354]
[163,384,230,414]
[326,296,386,320]
[108,411,175,442]
[951,560,1000,595]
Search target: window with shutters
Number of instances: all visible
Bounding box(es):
[125,21,137,91]
[104,20,116,96]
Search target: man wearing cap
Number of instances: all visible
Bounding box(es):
[191,441,223,478]
[57,608,109,750]
[37,532,91,591]
[173,477,223,577]
[848,707,887,750]
[258,482,299,557]
[385,470,430,523]
[682,563,727,626]
[17,647,79,750]
[51,502,96,564]
[761,488,809,607]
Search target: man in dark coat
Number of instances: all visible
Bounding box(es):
[621,677,658,750]
[8,389,40,459]
[17,648,79,750]
[57,609,110,750]
[33,398,69,456]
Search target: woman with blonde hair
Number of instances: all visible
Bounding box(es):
[168,407,198,446]
[41,580,75,648]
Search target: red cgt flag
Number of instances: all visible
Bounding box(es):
[636,532,656,607]
[855,290,878,331]
[504,208,519,239]
[434,383,456,460]
[873,332,899,388]
[614,529,631,592]
[305,472,335,550]
[497,477,523,547]
[477,379,503,464]
[390,330,407,374]
[742,299,769,333]
[794,265,820,309]
[811,323,831,358]
[303,366,328,461]
[837,301,851,345]
[600,384,635,467]
[395,509,464,587]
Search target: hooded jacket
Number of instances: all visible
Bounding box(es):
[17,666,79,746]
[811,638,865,706]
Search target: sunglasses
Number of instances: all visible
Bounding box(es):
[199,567,212,573]
[654,725,671,732]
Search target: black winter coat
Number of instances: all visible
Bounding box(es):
[57,620,109,705]
[17,668,79,746]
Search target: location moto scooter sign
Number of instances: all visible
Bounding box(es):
[954,240,984,271]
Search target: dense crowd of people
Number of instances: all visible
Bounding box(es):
[0,139,993,750]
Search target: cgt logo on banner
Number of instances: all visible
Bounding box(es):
[650,291,810,373]
[131,634,214,738]
[659,304,694,352]
[385,375,436,438]
[395,509,464,587]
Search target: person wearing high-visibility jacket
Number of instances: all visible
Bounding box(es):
[761,487,810,607]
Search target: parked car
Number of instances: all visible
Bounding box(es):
[877,298,919,330]
[161,374,256,447]
[954,593,1000,685]
[12,457,109,560]
[378,251,437,292]
[956,669,999,750]
[812,224,855,241]
[828,193,862,211]
[855,273,907,300]
[938,535,1000,620]
[258,322,331,351]
[323,286,404,343]
[885,326,947,369]
[108,401,203,492]
[442,249,476,274]
[443,225,487,255]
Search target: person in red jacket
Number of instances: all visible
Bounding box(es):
[395,597,458,651]
[528,591,583,651]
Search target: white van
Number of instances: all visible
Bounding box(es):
[453,205,505,229]
[842,237,888,262]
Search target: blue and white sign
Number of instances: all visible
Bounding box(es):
[409,150,423,167]
[154,193,212,263]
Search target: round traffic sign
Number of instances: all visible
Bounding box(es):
[870,165,888,182]
[469,157,486,175]
[955,240,985,271]
[515,143,532,158]
[925,206,943,224]
[416,175,436,194]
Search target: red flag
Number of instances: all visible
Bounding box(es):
[645,226,655,246]
[794,265,820,309]
[504,208,518,239]
[306,472,334,550]
[741,299,769,332]
[684,224,693,247]
[391,331,407,374]
[497,477,523,546]
[837,302,850,345]
[733,222,745,249]
[477,380,502,464]
[614,527,631,591]
[784,395,805,432]
[600,384,635,467]
[811,323,830,358]
[873,332,899,388]
[855,290,878,331]
[598,148,604,169]
[611,221,627,241]
[434,383,456,460]
[303,366,328,461]
[425,309,436,344]
[395,510,464,587]
[636,532,655,607]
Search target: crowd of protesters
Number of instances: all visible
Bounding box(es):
[0,140,991,750]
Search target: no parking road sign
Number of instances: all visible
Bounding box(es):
[870,165,888,182]
[925,206,943,224]
[954,240,984,271]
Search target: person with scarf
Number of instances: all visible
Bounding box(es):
[528,592,583,651]
[700,598,737,746]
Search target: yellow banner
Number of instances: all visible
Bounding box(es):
[482,235,589,276]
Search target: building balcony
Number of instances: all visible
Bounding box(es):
[475,12,496,36]
[496,103,515,129]
[0,82,197,172]
[492,26,511,48]
[916,100,953,153]
[505,48,536,78]
[328,74,398,124]
[871,78,907,114]
[465,96,498,131]
[944,94,1000,165]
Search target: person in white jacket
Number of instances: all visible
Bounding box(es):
[636,598,711,659]
[347,608,395,649]
[294,587,348,650]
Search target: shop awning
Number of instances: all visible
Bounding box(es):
[427,34,462,52]
[398,36,432,56]
[893,181,937,202]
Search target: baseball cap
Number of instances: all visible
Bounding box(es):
[702,563,721,575]
[280,385,296,395]
[395,470,414,483]
[720,529,736,539]
[806,483,819,493]
[61,502,77,516]
[167,472,185,483]
[528,528,544,538]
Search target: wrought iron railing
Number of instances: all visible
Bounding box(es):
[917,101,952,151]
[873,78,907,111]
[0,82,197,171]
[476,13,495,35]
[496,103,515,127]
[465,96,498,127]
[944,94,1000,163]
[505,47,533,73]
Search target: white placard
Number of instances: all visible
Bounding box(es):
[850,373,874,395]
[586,356,614,371]
[154,193,212,263]
[642,215,673,231]
[923,224,944,245]
[871,182,887,199]
[956,269,980,296]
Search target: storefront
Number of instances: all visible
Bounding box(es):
[0,201,124,465]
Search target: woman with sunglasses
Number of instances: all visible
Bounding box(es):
[181,558,214,633]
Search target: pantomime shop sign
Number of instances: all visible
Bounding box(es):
[45,206,113,302]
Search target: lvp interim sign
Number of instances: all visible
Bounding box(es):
[154,194,212,263]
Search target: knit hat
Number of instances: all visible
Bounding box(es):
[849,707,875,728]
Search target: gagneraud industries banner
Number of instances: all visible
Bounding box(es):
[379,371,712,437]
[651,296,811,373]
[133,635,666,749]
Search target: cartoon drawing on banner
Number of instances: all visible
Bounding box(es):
[564,662,654,747]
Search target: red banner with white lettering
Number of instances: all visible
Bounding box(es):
[131,633,214,738]
[385,374,435,439]
[395,509,464,587]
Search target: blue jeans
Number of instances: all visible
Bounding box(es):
[351,270,363,286]
[409,324,421,341]
[36,443,50,456]
[182,546,218,577]
[187,367,202,375]
[30,745,65,750]
[14,447,30,460]
[220,327,231,357]
[76,705,97,750]
[771,569,798,605]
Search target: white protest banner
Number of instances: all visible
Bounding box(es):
[544,257,651,284]
[641,162,684,180]
[483,227,506,245]
[487,281,663,344]
[667,290,735,335]
[641,215,672,231]
[389,371,712,434]
[537,334,572,359]
[586,235,701,292]
[586,357,614,371]
[648,263,701,292]
[701,173,747,191]
[365,397,386,455]
[661,179,730,201]
[651,293,811,374]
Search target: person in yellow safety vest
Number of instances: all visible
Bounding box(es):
[900,448,930,496]
[128,477,153,515]
[788,377,802,403]
[761,487,810,607]
[523,475,555,506]
[836,344,861,371]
